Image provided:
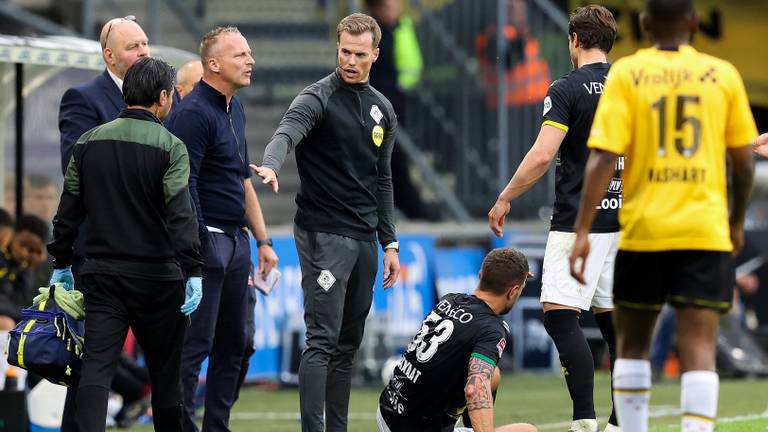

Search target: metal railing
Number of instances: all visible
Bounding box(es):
[405,0,571,219]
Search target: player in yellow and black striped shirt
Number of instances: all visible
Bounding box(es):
[569,1,758,432]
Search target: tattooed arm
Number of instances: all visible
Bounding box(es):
[465,355,495,432]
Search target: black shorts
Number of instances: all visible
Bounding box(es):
[613,249,734,313]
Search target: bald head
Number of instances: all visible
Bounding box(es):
[175,60,204,99]
[99,17,150,79]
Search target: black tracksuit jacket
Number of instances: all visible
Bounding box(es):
[262,70,397,248]
[49,108,203,280]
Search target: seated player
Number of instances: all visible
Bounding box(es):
[377,247,537,432]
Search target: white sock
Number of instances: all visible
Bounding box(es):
[681,370,718,432]
[0,330,8,391]
[613,359,651,432]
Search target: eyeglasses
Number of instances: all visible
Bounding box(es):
[102,15,137,49]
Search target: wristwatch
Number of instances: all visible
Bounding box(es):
[257,238,273,248]
[384,241,399,253]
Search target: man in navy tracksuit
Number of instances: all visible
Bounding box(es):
[165,27,278,432]
[255,13,401,432]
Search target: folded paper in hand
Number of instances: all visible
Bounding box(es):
[253,268,280,296]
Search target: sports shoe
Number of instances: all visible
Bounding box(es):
[568,419,598,432]
[603,423,621,432]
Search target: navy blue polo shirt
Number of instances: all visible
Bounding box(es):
[166,79,250,240]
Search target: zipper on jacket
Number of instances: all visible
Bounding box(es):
[228,113,245,166]
[356,92,365,126]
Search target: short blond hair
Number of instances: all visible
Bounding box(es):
[199,26,241,64]
[336,13,381,48]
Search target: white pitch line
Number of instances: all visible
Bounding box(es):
[230,412,377,421]
[536,406,680,430]
[230,406,768,429]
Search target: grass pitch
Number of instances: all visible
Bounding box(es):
[125,372,768,431]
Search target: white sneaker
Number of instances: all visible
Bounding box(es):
[603,424,621,432]
[569,419,598,432]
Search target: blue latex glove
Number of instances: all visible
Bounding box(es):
[50,267,75,291]
[181,277,202,315]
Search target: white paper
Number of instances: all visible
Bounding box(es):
[253,268,280,296]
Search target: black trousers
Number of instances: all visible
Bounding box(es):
[181,231,251,432]
[75,273,187,432]
[294,226,378,432]
[62,259,152,432]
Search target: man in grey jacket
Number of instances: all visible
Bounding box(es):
[253,13,401,432]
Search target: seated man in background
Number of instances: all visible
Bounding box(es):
[0,214,50,389]
[378,248,537,432]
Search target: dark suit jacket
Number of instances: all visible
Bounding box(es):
[59,70,125,174]
[58,70,125,257]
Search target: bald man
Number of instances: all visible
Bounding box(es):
[57,16,150,432]
[175,60,203,100]
[60,16,150,173]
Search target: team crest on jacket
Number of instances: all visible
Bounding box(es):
[372,125,384,147]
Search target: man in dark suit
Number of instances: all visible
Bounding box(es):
[56,16,150,432]
[59,16,150,172]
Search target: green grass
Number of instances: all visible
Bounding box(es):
[124,372,768,431]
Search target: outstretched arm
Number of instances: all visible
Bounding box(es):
[488,125,566,237]
[257,91,324,192]
[752,132,768,158]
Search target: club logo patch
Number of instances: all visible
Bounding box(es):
[372,125,384,147]
[317,270,336,291]
[496,338,507,358]
[542,96,552,116]
[370,104,383,124]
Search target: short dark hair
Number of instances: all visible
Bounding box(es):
[16,214,49,243]
[646,0,694,21]
[123,57,176,108]
[568,5,618,53]
[478,248,529,295]
[0,208,14,228]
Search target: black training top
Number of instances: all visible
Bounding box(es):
[543,62,622,233]
[261,70,397,248]
[379,293,510,431]
[165,80,251,240]
[49,108,203,280]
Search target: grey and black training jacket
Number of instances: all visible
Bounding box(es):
[262,70,398,248]
[49,108,203,280]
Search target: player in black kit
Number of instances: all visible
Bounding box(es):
[488,6,620,432]
[377,248,537,432]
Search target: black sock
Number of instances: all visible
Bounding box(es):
[543,309,595,420]
[461,388,497,427]
[594,310,618,427]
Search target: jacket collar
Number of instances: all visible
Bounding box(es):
[118,108,163,125]
[197,79,231,112]
[98,69,126,112]
[333,69,371,92]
